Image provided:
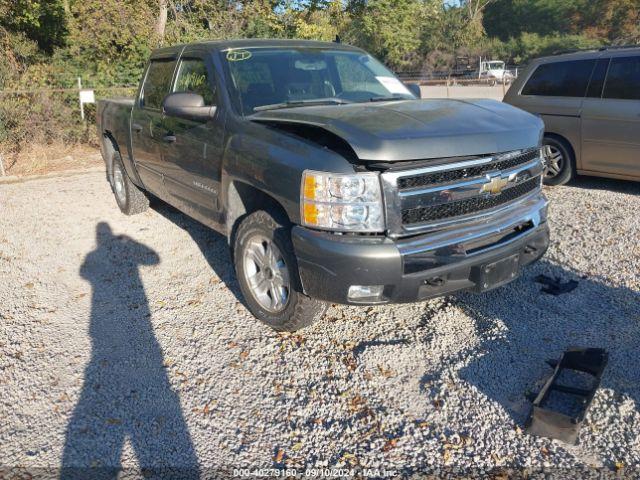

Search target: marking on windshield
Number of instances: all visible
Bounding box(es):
[226,50,252,62]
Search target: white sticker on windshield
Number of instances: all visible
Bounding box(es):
[376,76,411,95]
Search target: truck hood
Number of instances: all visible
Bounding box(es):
[251,98,543,162]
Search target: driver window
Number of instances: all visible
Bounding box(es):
[173,58,216,106]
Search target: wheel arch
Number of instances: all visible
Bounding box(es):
[543,131,577,167]
[225,180,291,248]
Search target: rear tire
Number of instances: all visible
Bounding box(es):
[233,210,327,332]
[111,152,149,215]
[542,136,575,186]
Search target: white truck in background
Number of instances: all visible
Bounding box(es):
[479,58,516,85]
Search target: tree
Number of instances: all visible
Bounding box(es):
[155,0,169,43]
[351,0,440,70]
[0,0,67,52]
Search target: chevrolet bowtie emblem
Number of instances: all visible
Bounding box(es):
[480,175,510,195]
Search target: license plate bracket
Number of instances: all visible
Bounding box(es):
[475,253,520,291]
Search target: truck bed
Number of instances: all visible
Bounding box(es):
[97,97,135,176]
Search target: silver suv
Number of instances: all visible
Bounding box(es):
[504,46,640,185]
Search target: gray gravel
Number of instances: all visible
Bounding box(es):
[1,171,639,478]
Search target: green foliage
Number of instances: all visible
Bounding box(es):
[485,0,640,44]
[353,0,441,70]
[500,33,603,64]
[0,0,67,52]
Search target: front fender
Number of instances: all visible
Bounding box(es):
[221,120,356,224]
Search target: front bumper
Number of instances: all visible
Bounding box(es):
[292,194,549,305]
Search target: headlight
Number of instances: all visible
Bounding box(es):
[301,170,384,232]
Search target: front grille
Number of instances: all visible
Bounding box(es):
[398,149,540,190]
[401,177,540,225]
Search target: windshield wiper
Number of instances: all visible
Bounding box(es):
[253,98,351,112]
[369,95,409,103]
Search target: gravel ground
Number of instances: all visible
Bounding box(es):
[1,171,639,479]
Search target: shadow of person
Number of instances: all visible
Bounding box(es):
[441,259,640,451]
[61,223,200,480]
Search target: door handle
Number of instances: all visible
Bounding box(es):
[163,135,177,144]
[132,123,143,133]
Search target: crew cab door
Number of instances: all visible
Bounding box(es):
[131,55,178,198]
[161,49,226,225]
[581,55,640,178]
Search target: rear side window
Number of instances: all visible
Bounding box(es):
[603,56,640,100]
[173,58,216,106]
[141,59,176,109]
[522,60,595,97]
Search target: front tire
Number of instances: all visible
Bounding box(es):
[234,210,327,331]
[110,152,149,215]
[542,136,575,186]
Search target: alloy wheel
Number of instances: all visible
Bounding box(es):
[543,145,565,179]
[112,161,127,204]
[242,234,290,313]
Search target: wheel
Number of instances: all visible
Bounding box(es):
[233,210,327,331]
[542,136,575,186]
[110,152,149,215]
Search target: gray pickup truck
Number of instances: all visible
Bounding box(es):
[97,39,549,331]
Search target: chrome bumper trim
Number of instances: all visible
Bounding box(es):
[396,193,548,256]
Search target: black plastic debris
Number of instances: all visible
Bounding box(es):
[525,348,608,444]
[535,274,579,296]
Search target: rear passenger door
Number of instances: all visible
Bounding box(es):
[581,55,640,178]
[161,49,226,226]
[515,59,595,159]
[131,56,178,197]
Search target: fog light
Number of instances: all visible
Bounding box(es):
[348,285,384,302]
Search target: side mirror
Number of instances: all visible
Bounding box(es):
[163,92,216,122]
[405,83,422,99]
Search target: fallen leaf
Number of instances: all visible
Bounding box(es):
[343,341,356,351]
[443,449,451,463]
[292,442,303,452]
[343,356,357,371]
[377,364,395,378]
[163,358,175,368]
[382,438,398,452]
[275,449,285,463]
[106,418,122,425]
[342,452,357,465]
[348,395,366,413]
[24,282,34,289]
[240,350,249,360]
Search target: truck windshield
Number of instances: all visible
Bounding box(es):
[222,48,415,115]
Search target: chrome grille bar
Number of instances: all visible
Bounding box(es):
[381,148,544,237]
